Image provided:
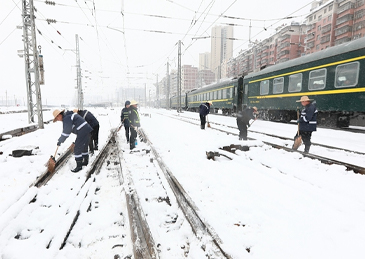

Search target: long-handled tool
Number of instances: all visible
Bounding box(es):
[248,118,257,127]
[207,115,211,128]
[292,110,302,150]
[117,122,123,132]
[47,146,59,173]
[130,125,147,143]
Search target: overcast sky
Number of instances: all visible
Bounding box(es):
[0,0,313,105]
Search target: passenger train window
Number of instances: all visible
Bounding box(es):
[309,68,326,90]
[244,84,248,95]
[223,89,227,99]
[288,73,302,92]
[214,91,217,99]
[273,77,284,94]
[260,80,269,95]
[218,90,221,99]
[227,88,232,98]
[335,62,359,88]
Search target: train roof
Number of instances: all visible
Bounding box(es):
[245,37,365,79]
[189,77,239,94]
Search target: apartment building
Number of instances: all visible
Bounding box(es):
[211,26,233,80]
[226,0,365,78]
[181,65,199,92]
[199,52,211,70]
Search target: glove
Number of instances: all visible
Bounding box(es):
[57,141,61,146]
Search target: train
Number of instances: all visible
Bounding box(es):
[165,36,365,127]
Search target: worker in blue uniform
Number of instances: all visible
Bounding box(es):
[73,108,100,153]
[294,96,318,153]
[236,106,258,140]
[53,109,93,172]
[199,101,212,129]
[129,100,140,150]
[121,101,131,143]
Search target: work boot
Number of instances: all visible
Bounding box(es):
[201,125,205,129]
[71,160,83,173]
[82,155,89,166]
[130,142,135,150]
[304,145,310,153]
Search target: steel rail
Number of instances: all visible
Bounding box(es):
[159,112,365,175]
[139,128,233,259]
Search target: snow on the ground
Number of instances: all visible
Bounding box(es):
[0,107,365,258]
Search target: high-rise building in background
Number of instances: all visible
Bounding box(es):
[181,65,198,92]
[210,26,233,81]
[199,52,211,70]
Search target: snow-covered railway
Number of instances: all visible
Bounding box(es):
[0,125,229,258]
[0,131,134,258]
[2,107,365,257]
[158,111,365,174]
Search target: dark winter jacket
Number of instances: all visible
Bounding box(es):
[121,107,130,127]
[299,102,317,132]
[57,111,93,145]
[199,103,210,116]
[129,106,140,128]
[237,107,256,126]
[77,110,99,128]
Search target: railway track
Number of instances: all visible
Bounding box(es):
[1,124,234,258]
[0,129,134,258]
[161,112,365,175]
[0,119,53,141]
[138,128,232,258]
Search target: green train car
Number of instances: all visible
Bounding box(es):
[244,37,365,127]
[168,37,365,127]
[186,78,240,114]
[170,94,187,110]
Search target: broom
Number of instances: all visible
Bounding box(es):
[292,110,302,150]
[207,115,211,128]
[47,146,59,173]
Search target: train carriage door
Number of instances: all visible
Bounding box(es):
[237,77,244,111]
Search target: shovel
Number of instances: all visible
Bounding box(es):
[207,116,211,128]
[47,146,59,173]
[292,110,302,150]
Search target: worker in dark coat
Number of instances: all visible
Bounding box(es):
[294,96,318,153]
[236,106,258,140]
[74,108,100,153]
[199,101,212,129]
[53,109,93,172]
[129,100,140,150]
[121,100,131,143]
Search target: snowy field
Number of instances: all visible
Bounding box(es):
[0,106,365,258]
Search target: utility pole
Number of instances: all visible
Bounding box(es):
[177,40,182,112]
[166,59,170,109]
[22,0,44,128]
[75,34,83,110]
[156,74,159,108]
